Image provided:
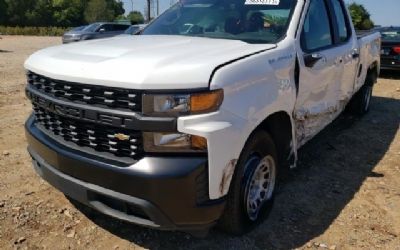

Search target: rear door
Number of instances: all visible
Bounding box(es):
[294,0,351,146]
[329,0,359,100]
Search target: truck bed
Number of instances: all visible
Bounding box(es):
[354,30,381,91]
[356,29,379,39]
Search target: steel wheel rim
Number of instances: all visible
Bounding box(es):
[244,155,276,221]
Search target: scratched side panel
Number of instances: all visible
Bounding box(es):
[178,41,297,199]
[355,33,381,91]
[293,34,381,147]
[293,44,344,146]
[179,0,306,200]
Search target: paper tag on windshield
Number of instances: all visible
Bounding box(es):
[245,0,280,5]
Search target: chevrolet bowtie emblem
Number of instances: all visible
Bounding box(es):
[114,133,130,141]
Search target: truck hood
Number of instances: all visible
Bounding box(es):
[25,35,276,89]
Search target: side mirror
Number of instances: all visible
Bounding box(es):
[99,28,106,33]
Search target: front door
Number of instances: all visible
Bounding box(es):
[294,0,347,146]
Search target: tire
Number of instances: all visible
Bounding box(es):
[218,130,278,235]
[347,74,375,116]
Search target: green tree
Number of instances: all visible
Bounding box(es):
[128,11,144,24]
[84,0,124,23]
[115,14,128,21]
[5,0,36,26]
[0,0,7,25]
[348,3,375,30]
[52,0,88,27]
[107,0,124,17]
[2,0,123,27]
[25,0,54,27]
[84,0,114,22]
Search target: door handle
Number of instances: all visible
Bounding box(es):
[352,52,360,59]
[351,49,360,59]
[304,53,325,68]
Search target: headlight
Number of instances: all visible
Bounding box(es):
[143,132,207,153]
[142,89,222,153]
[142,89,223,117]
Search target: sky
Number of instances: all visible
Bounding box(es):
[121,0,174,16]
[345,0,400,26]
[122,0,400,26]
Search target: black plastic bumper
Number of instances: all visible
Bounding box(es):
[381,58,400,70]
[381,65,400,70]
[25,115,225,232]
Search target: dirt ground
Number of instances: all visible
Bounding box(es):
[0,36,399,250]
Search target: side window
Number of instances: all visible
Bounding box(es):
[114,25,129,31]
[331,0,351,42]
[301,0,333,51]
[98,24,114,32]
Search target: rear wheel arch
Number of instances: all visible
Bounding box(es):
[367,61,379,85]
[347,65,377,115]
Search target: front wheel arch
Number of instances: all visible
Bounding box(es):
[256,111,295,174]
[218,130,278,235]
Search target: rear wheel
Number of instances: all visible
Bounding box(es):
[218,130,278,235]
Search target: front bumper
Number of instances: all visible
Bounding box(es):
[62,36,81,44]
[381,64,400,70]
[26,115,225,232]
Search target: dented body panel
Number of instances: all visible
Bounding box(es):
[179,39,298,198]
[292,0,380,147]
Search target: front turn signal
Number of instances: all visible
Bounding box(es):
[190,89,224,114]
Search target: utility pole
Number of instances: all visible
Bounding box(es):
[147,0,151,22]
[130,0,134,13]
[157,0,160,16]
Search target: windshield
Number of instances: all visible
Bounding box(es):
[381,29,400,40]
[142,0,297,44]
[83,23,101,32]
[71,26,86,32]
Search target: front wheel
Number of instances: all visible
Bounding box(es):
[218,130,278,235]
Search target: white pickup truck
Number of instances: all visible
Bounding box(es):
[24,0,380,235]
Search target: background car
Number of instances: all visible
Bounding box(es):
[62,22,130,44]
[379,26,400,70]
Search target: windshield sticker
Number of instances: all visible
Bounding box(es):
[244,0,280,5]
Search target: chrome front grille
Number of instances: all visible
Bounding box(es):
[27,72,142,112]
[33,105,143,160]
